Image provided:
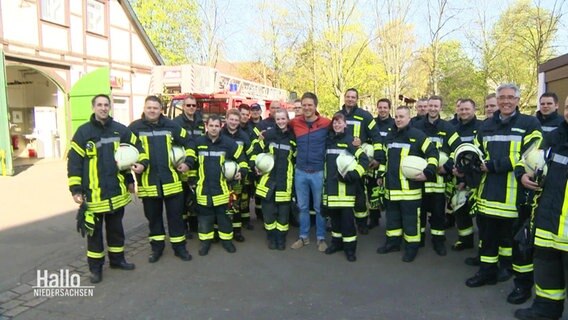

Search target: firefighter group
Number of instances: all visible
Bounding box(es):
[67,83,568,320]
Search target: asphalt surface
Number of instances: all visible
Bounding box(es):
[0,160,564,319]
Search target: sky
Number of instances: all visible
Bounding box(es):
[211,0,568,63]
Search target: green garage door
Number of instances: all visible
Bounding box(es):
[69,67,111,135]
[0,50,13,176]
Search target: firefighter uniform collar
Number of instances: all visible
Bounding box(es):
[90,113,114,128]
[494,107,519,124]
[341,104,359,115]
[536,110,560,122]
[141,114,165,126]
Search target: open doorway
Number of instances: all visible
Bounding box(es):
[6,65,65,167]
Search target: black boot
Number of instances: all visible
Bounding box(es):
[109,253,136,270]
[514,307,559,320]
[367,210,380,229]
[325,240,343,255]
[345,250,357,262]
[174,247,192,261]
[276,231,286,251]
[465,272,497,287]
[432,238,447,256]
[267,230,277,250]
[148,251,162,263]
[452,234,474,251]
[419,232,426,248]
[234,229,245,242]
[402,247,418,262]
[222,240,236,253]
[88,264,103,284]
[377,243,401,254]
[198,240,211,256]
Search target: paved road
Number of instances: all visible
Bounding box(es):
[0,160,561,319]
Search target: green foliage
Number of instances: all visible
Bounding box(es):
[129,0,201,65]
[488,0,559,113]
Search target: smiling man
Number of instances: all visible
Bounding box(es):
[466,84,542,307]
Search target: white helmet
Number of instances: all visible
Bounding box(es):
[360,143,374,159]
[170,145,186,167]
[401,155,427,179]
[255,153,275,174]
[451,190,469,211]
[223,160,240,181]
[115,143,139,171]
[454,143,484,170]
[523,148,547,175]
[336,152,357,178]
[439,151,449,167]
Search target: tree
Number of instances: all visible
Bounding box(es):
[129,0,201,65]
[196,0,229,67]
[489,0,563,111]
[373,0,415,107]
[424,0,461,95]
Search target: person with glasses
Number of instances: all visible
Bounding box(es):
[465,84,542,307]
[173,95,205,238]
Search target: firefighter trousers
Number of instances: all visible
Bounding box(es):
[142,193,186,253]
[329,208,357,254]
[182,182,198,232]
[530,247,568,319]
[512,204,534,290]
[385,199,421,248]
[261,198,290,233]
[420,192,446,242]
[198,204,233,242]
[454,200,474,242]
[477,214,513,276]
[87,207,126,272]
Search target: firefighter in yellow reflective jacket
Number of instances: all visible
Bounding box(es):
[515,97,568,320]
[466,84,542,307]
[377,106,438,262]
[194,115,249,256]
[323,113,369,262]
[67,94,147,283]
[339,88,383,235]
[251,109,296,250]
[129,96,196,264]
[413,95,461,256]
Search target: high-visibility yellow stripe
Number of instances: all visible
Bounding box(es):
[343,235,357,242]
[199,232,214,240]
[499,246,512,257]
[558,183,568,237]
[458,227,473,236]
[512,264,533,273]
[386,229,402,237]
[535,284,565,301]
[108,246,124,253]
[218,231,233,240]
[71,141,86,157]
[276,222,289,232]
[170,235,186,243]
[68,176,82,186]
[87,251,105,259]
[331,232,342,238]
[404,233,420,243]
[431,229,445,236]
[480,255,498,264]
[149,235,166,241]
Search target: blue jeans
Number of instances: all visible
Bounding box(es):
[294,169,326,241]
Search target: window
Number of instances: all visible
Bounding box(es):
[41,0,66,25]
[86,0,106,35]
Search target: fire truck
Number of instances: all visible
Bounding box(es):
[151,64,289,120]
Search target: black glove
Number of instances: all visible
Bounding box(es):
[343,170,360,183]
[76,202,87,238]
